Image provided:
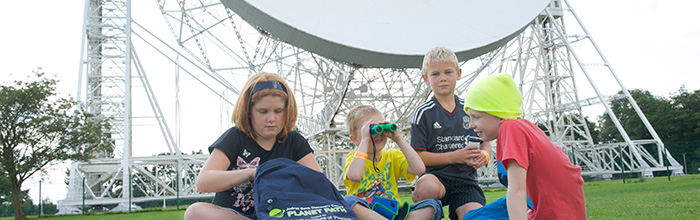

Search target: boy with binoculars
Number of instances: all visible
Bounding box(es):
[343,105,443,220]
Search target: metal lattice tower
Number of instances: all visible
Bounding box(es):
[59,0,683,213]
[462,0,683,179]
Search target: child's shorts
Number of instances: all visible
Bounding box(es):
[343,195,444,220]
[222,207,255,219]
[432,174,486,219]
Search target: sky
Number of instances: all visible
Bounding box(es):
[1,0,699,206]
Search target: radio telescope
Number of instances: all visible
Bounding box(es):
[58,0,683,214]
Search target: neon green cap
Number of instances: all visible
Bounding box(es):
[463,73,522,119]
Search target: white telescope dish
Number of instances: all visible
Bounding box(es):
[220,0,551,68]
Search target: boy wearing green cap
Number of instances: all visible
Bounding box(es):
[463,73,586,219]
[410,46,492,220]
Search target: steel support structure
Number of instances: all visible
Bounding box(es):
[458,0,683,179]
[60,0,682,213]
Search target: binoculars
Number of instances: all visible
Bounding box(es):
[369,123,398,134]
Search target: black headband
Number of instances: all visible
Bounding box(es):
[251,81,287,94]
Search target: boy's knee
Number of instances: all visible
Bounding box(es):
[184,202,209,220]
[411,185,441,202]
[412,177,443,201]
[412,187,436,202]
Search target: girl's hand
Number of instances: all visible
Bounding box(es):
[247,167,257,180]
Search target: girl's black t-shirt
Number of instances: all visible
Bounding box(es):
[207,127,313,215]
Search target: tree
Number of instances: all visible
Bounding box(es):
[595,88,700,175]
[695,146,700,173]
[0,164,32,217]
[668,87,700,141]
[596,88,700,143]
[0,70,112,220]
[1,164,10,204]
[596,89,673,143]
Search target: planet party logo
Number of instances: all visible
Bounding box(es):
[269,208,285,218]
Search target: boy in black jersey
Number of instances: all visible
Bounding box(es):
[410,46,492,220]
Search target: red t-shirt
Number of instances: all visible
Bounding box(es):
[497,119,586,220]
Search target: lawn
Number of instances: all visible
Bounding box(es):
[6,174,699,220]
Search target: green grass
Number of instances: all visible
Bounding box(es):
[583,175,700,219]
[6,175,699,220]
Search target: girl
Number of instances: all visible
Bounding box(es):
[184,72,322,220]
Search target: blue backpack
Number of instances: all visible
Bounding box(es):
[253,158,358,220]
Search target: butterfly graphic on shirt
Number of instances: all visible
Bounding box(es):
[230,156,261,211]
